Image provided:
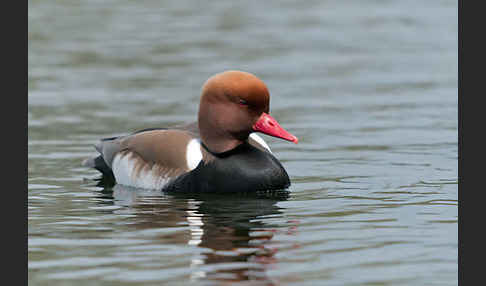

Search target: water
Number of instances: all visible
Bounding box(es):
[28,0,458,285]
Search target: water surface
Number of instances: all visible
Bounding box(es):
[29,1,458,285]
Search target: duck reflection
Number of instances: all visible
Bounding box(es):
[98,184,290,285]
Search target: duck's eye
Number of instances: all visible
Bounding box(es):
[239,99,249,106]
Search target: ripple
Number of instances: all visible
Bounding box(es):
[28,237,150,247]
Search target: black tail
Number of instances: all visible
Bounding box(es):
[83,155,116,185]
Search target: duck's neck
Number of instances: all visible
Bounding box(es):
[199,130,246,154]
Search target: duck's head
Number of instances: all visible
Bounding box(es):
[198,70,298,153]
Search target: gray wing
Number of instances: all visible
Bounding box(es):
[94,136,126,168]
[83,127,170,171]
[82,135,127,179]
[83,128,197,179]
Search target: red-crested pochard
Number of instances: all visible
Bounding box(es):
[83,70,298,192]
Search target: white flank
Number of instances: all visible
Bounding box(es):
[186,139,203,170]
[112,152,170,190]
[249,133,272,153]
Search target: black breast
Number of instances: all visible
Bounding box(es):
[163,143,291,193]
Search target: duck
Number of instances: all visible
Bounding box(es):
[83,70,298,193]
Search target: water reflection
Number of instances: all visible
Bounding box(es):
[102,184,290,284]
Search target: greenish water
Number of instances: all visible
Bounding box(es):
[29,1,457,285]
